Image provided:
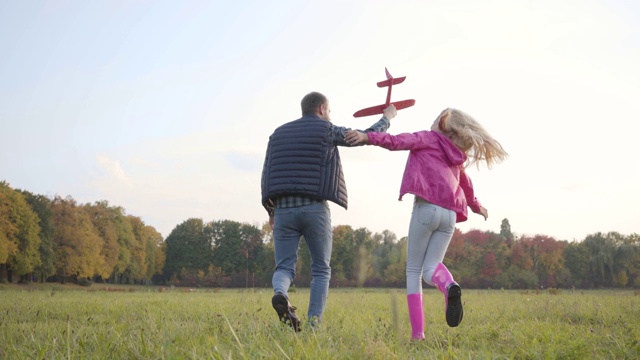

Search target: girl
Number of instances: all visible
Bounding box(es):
[345,108,508,339]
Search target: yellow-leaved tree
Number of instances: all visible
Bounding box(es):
[0,181,41,282]
[85,201,120,279]
[51,196,103,281]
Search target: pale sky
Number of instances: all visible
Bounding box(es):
[1,0,638,242]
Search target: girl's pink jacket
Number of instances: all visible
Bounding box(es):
[367,130,482,223]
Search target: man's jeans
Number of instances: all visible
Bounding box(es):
[272,201,332,322]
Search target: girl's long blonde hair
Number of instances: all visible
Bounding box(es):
[437,108,508,169]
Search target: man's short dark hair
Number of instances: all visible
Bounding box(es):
[301,92,327,116]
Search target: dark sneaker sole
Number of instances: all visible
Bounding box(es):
[272,294,301,332]
[446,284,463,327]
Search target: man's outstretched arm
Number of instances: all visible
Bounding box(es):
[332,104,396,147]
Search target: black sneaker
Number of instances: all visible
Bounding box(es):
[272,293,301,332]
[446,283,464,327]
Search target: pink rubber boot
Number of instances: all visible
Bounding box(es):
[406,293,425,340]
[431,262,463,327]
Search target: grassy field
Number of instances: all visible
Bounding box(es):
[0,284,638,359]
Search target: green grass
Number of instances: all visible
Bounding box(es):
[0,285,638,359]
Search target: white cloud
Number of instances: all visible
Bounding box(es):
[95,155,133,188]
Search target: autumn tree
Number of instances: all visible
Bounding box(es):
[534,235,566,287]
[0,182,41,282]
[481,251,501,281]
[51,196,103,281]
[126,215,148,283]
[111,209,135,284]
[447,230,487,287]
[84,201,120,280]
[0,182,20,282]
[143,225,165,283]
[20,191,56,282]
[510,240,534,271]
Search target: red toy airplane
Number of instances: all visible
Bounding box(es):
[353,67,415,117]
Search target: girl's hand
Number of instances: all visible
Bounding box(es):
[476,206,488,221]
[345,130,369,145]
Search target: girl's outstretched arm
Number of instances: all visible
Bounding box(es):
[346,130,432,150]
[460,169,488,220]
[367,131,434,151]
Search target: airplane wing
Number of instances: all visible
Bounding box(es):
[377,77,406,88]
[353,99,415,118]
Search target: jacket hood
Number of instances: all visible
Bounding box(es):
[433,132,466,166]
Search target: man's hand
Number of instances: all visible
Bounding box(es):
[476,206,488,221]
[383,104,397,120]
[266,199,275,228]
[345,130,369,145]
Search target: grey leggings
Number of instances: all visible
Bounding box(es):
[406,197,456,294]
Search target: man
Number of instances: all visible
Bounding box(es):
[261,91,397,331]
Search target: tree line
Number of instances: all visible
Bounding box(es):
[1,181,164,285]
[1,181,639,289]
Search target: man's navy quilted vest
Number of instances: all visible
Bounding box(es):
[262,115,347,209]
